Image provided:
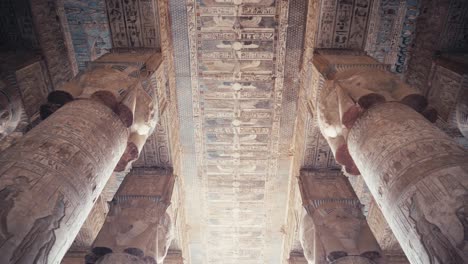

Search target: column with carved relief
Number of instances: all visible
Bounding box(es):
[0,99,128,264]
[298,169,382,264]
[0,52,162,263]
[348,102,468,264]
[85,168,175,264]
[312,50,468,264]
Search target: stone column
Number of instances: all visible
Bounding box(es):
[311,50,468,263]
[86,168,175,264]
[298,170,382,264]
[0,99,128,263]
[348,102,468,264]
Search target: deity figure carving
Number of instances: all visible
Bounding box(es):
[11,194,66,264]
[0,177,30,247]
[409,195,464,264]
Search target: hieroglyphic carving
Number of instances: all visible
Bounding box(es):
[0,100,128,263]
[0,0,38,49]
[427,59,464,121]
[15,60,50,119]
[105,0,160,49]
[348,102,468,264]
[50,51,163,172]
[390,0,418,74]
[316,0,372,49]
[365,0,402,63]
[177,0,295,262]
[439,0,468,52]
[106,0,128,47]
[63,0,112,69]
[404,0,451,93]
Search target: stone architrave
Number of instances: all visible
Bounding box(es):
[348,103,468,264]
[87,168,175,264]
[298,169,382,264]
[0,99,128,263]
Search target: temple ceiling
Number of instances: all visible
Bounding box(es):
[2,0,467,263]
[168,0,308,263]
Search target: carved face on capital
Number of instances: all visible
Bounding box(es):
[300,214,316,263]
[0,86,14,139]
[315,207,363,250]
[156,213,174,263]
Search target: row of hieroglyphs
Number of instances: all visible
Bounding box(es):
[105,0,160,48]
[316,0,372,49]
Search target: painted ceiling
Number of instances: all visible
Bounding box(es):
[169,0,307,263]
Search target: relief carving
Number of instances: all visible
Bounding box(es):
[299,170,382,263]
[455,200,468,251]
[314,53,436,175]
[11,194,66,264]
[316,0,371,49]
[0,177,30,247]
[409,195,464,264]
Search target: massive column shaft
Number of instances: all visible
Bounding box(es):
[299,170,382,264]
[348,103,468,264]
[0,99,128,263]
[86,168,175,264]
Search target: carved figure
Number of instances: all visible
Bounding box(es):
[11,194,66,264]
[0,177,29,246]
[155,213,173,263]
[409,195,464,264]
[300,213,324,263]
[0,81,22,141]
